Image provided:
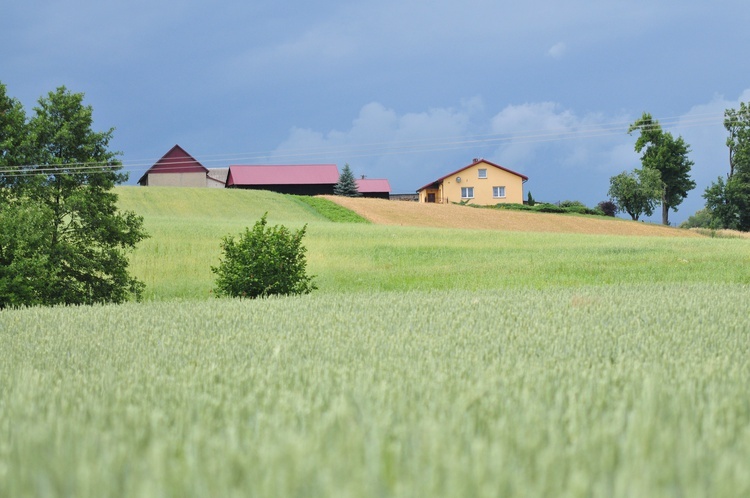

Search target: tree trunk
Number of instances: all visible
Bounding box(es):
[661,187,669,225]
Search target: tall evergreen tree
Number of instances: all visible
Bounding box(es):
[0,84,148,307]
[333,163,361,197]
[628,113,696,225]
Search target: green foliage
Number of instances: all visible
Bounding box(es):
[292,195,370,223]
[212,213,316,298]
[725,102,750,178]
[704,175,750,231]
[333,163,361,197]
[0,198,53,307]
[597,200,617,217]
[0,83,147,307]
[608,168,661,220]
[491,202,603,215]
[628,113,696,225]
[526,191,535,206]
[491,202,534,211]
[679,208,715,229]
[0,82,28,171]
[559,199,586,209]
[534,202,566,213]
[703,102,750,231]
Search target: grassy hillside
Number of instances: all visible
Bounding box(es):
[1,187,748,497]
[116,187,750,300]
[117,187,327,299]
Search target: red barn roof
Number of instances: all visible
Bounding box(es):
[226,164,339,186]
[138,145,208,185]
[356,178,391,193]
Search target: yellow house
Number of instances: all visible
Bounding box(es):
[417,158,528,205]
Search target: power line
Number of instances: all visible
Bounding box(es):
[0,111,727,177]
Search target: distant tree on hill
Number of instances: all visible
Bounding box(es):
[334,163,361,197]
[526,191,535,206]
[679,208,714,229]
[628,113,696,225]
[597,200,617,217]
[703,102,750,231]
[608,168,661,221]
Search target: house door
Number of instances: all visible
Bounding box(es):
[427,193,436,203]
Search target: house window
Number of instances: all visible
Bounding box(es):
[461,187,474,199]
[493,186,506,198]
[478,168,487,179]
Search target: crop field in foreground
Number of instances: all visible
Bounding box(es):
[2,187,750,497]
[2,285,749,497]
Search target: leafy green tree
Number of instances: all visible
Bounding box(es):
[679,208,714,229]
[0,83,28,177]
[526,191,535,206]
[704,175,749,231]
[0,84,147,307]
[703,102,750,231]
[333,163,361,197]
[0,199,53,308]
[212,213,316,299]
[628,113,696,225]
[608,168,661,221]
[724,103,750,179]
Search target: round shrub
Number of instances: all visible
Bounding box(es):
[597,201,618,217]
[211,213,317,299]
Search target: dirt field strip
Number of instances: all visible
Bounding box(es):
[323,196,703,238]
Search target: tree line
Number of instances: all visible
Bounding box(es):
[608,105,750,231]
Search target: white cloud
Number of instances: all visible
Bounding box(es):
[270,90,749,219]
[271,100,486,190]
[547,42,567,58]
[271,99,638,197]
[487,102,632,171]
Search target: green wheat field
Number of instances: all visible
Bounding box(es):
[1,186,749,497]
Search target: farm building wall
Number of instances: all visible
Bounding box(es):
[361,192,390,199]
[440,162,525,205]
[146,172,207,188]
[227,184,336,195]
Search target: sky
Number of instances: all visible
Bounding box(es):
[2,0,749,224]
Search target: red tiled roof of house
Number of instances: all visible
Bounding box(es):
[227,164,339,186]
[417,158,528,192]
[356,178,391,193]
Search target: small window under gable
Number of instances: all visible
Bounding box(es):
[478,168,487,179]
[461,187,474,199]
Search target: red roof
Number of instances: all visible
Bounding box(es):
[138,145,207,184]
[356,178,391,193]
[417,158,528,192]
[226,164,339,186]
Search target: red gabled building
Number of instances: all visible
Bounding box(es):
[356,178,391,199]
[138,145,226,187]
